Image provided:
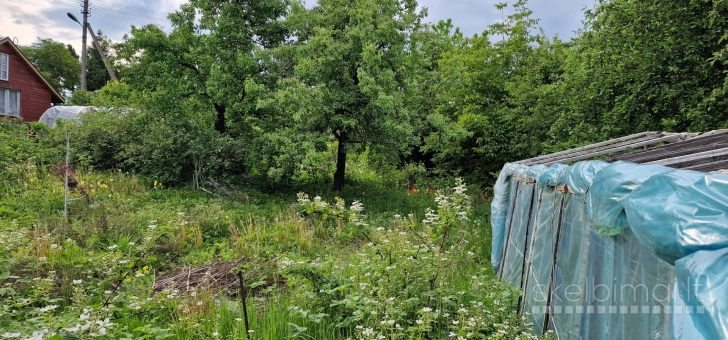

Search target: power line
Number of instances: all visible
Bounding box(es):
[6,0,171,25]
[93,0,172,20]
[92,6,163,29]
[6,0,73,8]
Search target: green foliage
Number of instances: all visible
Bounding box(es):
[69,106,250,186]
[284,182,536,339]
[116,0,289,134]
[548,0,728,147]
[17,0,728,337]
[425,1,565,184]
[0,119,63,177]
[20,39,80,95]
[67,90,96,106]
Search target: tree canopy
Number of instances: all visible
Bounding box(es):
[20,39,80,95]
[259,0,427,191]
[68,0,728,188]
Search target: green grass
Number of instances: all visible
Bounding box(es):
[0,148,509,339]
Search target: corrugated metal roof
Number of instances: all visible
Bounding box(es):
[517,130,728,172]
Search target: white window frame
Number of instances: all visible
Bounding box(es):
[0,52,8,81]
[0,88,20,117]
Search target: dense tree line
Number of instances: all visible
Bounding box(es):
[45,0,728,189]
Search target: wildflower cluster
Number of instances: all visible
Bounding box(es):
[296,192,367,227]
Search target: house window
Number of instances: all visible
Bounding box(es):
[0,88,20,117]
[0,53,8,81]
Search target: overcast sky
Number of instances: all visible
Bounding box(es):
[1,0,596,56]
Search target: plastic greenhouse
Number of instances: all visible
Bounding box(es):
[39,106,94,128]
[492,130,728,339]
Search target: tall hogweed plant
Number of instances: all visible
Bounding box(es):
[288,179,539,339]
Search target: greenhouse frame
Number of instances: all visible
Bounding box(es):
[38,106,95,128]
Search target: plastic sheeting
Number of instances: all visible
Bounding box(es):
[625,170,728,264]
[501,182,536,288]
[39,106,94,128]
[587,161,674,235]
[549,194,590,339]
[537,164,568,192]
[522,189,563,334]
[673,248,728,340]
[491,163,529,271]
[492,161,728,340]
[556,161,608,198]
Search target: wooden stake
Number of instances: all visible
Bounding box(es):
[236,270,251,339]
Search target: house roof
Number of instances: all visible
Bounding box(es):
[516,130,728,173]
[0,37,65,104]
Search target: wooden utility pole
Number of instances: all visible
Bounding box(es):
[80,0,89,90]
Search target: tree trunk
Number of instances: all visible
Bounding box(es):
[334,136,347,192]
[214,103,226,134]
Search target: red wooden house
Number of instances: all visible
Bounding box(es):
[0,37,65,122]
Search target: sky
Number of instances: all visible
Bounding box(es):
[1,0,596,56]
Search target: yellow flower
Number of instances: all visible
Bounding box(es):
[143,265,150,271]
[29,178,35,183]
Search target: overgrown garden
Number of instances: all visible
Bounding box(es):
[4,0,728,338]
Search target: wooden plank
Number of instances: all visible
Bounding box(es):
[518,132,656,165]
[690,129,728,139]
[607,132,728,164]
[645,147,728,168]
[684,159,728,172]
[533,134,672,165]
[541,134,684,166]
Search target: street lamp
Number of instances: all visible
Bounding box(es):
[67,12,80,25]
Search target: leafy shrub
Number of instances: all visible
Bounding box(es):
[70,107,252,187]
[0,119,63,179]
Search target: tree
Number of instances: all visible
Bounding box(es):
[397,19,461,169]
[262,0,426,191]
[424,1,566,183]
[117,0,289,134]
[20,39,80,95]
[98,0,290,185]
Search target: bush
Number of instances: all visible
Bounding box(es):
[0,118,64,180]
[70,107,252,187]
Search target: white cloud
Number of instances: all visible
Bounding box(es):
[0,0,183,54]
